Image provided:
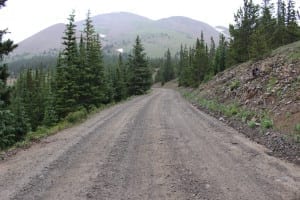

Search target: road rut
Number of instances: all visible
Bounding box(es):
[0,88,299,200]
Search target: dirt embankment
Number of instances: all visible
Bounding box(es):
[177,41,300,164]
[0,89,299,200]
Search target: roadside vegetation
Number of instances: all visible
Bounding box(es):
[0,5,151,150]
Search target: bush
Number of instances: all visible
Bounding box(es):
[65,108,88,124]
[261,117,273,129]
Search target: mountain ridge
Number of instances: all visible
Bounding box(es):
[11,12,227,58]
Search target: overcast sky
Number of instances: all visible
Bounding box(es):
[0,0,298,43]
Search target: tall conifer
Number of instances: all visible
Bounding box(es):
[128,36,152,95]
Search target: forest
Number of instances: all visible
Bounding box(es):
[1,0,300,149]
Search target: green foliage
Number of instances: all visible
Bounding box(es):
[178,32,211,88]
[295,123,300,133]
[161,49,174,84]
[248,120,256,129]
[113,55,127,102]
[261,117,273,129]
[0,10,151,151]
[294,123,300,143]
[223,103,239,117]
[0,0,18,149]
[65,108,88,124]
[11,68,48,131]
[229,80,240,91]
[228,0,260,64]
[128,36,152,95]
[228,0,300,64]
[214,34,228,74]
[0,109,15,149]
[237,109,254,123]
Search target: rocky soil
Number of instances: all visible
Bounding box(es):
[183,41,300,165]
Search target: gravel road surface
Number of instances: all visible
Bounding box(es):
[0,88,299,200]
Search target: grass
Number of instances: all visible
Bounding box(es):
[261,117,273,129]
[294,123,300,143]
[180,88,276,132]
[248,120,256,129]
[229,80,240,91]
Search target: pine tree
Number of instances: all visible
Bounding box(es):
[113,53,127,101]
[274,0,288,47]
[209,37,216,74]
[286,0,300,43]
[43,71,58,126]
[178,46,193,87]
[0,0,18,149]
[214,34,228,74]
[162,49,174,85]
[229,0,260,64]
[78,11,106,108]
[191,32,209,86]
[128,36,152,95]
[55,11,79,118]
[178,45,184,86]
[260,0,276,50]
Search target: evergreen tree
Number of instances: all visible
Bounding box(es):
[274,0,288,47]
[0,0,18,149]
[79,11,106,108]
[209,37,216,74]
[162,48,174,85]
[113,53,127,101]
[286,0,300,43]
[229,0,260,64]
[55,11,79,118]
[260,0,276,50]
[178,46,193,87]
[178,45,184,85]
[43,71,58,126]
[192,33,209,86]
[11,96,30,140]
[214,34,228,74]
[128,36,152,95]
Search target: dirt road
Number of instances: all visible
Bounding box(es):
[0,88,299,200]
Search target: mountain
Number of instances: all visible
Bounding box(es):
[12,23,65,56]
[11,12,227,58]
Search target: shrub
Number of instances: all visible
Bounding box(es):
[261,117,273,129]
[65,108,88,124]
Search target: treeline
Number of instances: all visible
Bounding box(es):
[0,7,152,149]
[228,0,300,65]
[7,54,57,77]
[155,33,227,87]
[156,0,300,87]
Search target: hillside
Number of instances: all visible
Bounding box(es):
[11,12,224,58]
[179,41,300,164]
